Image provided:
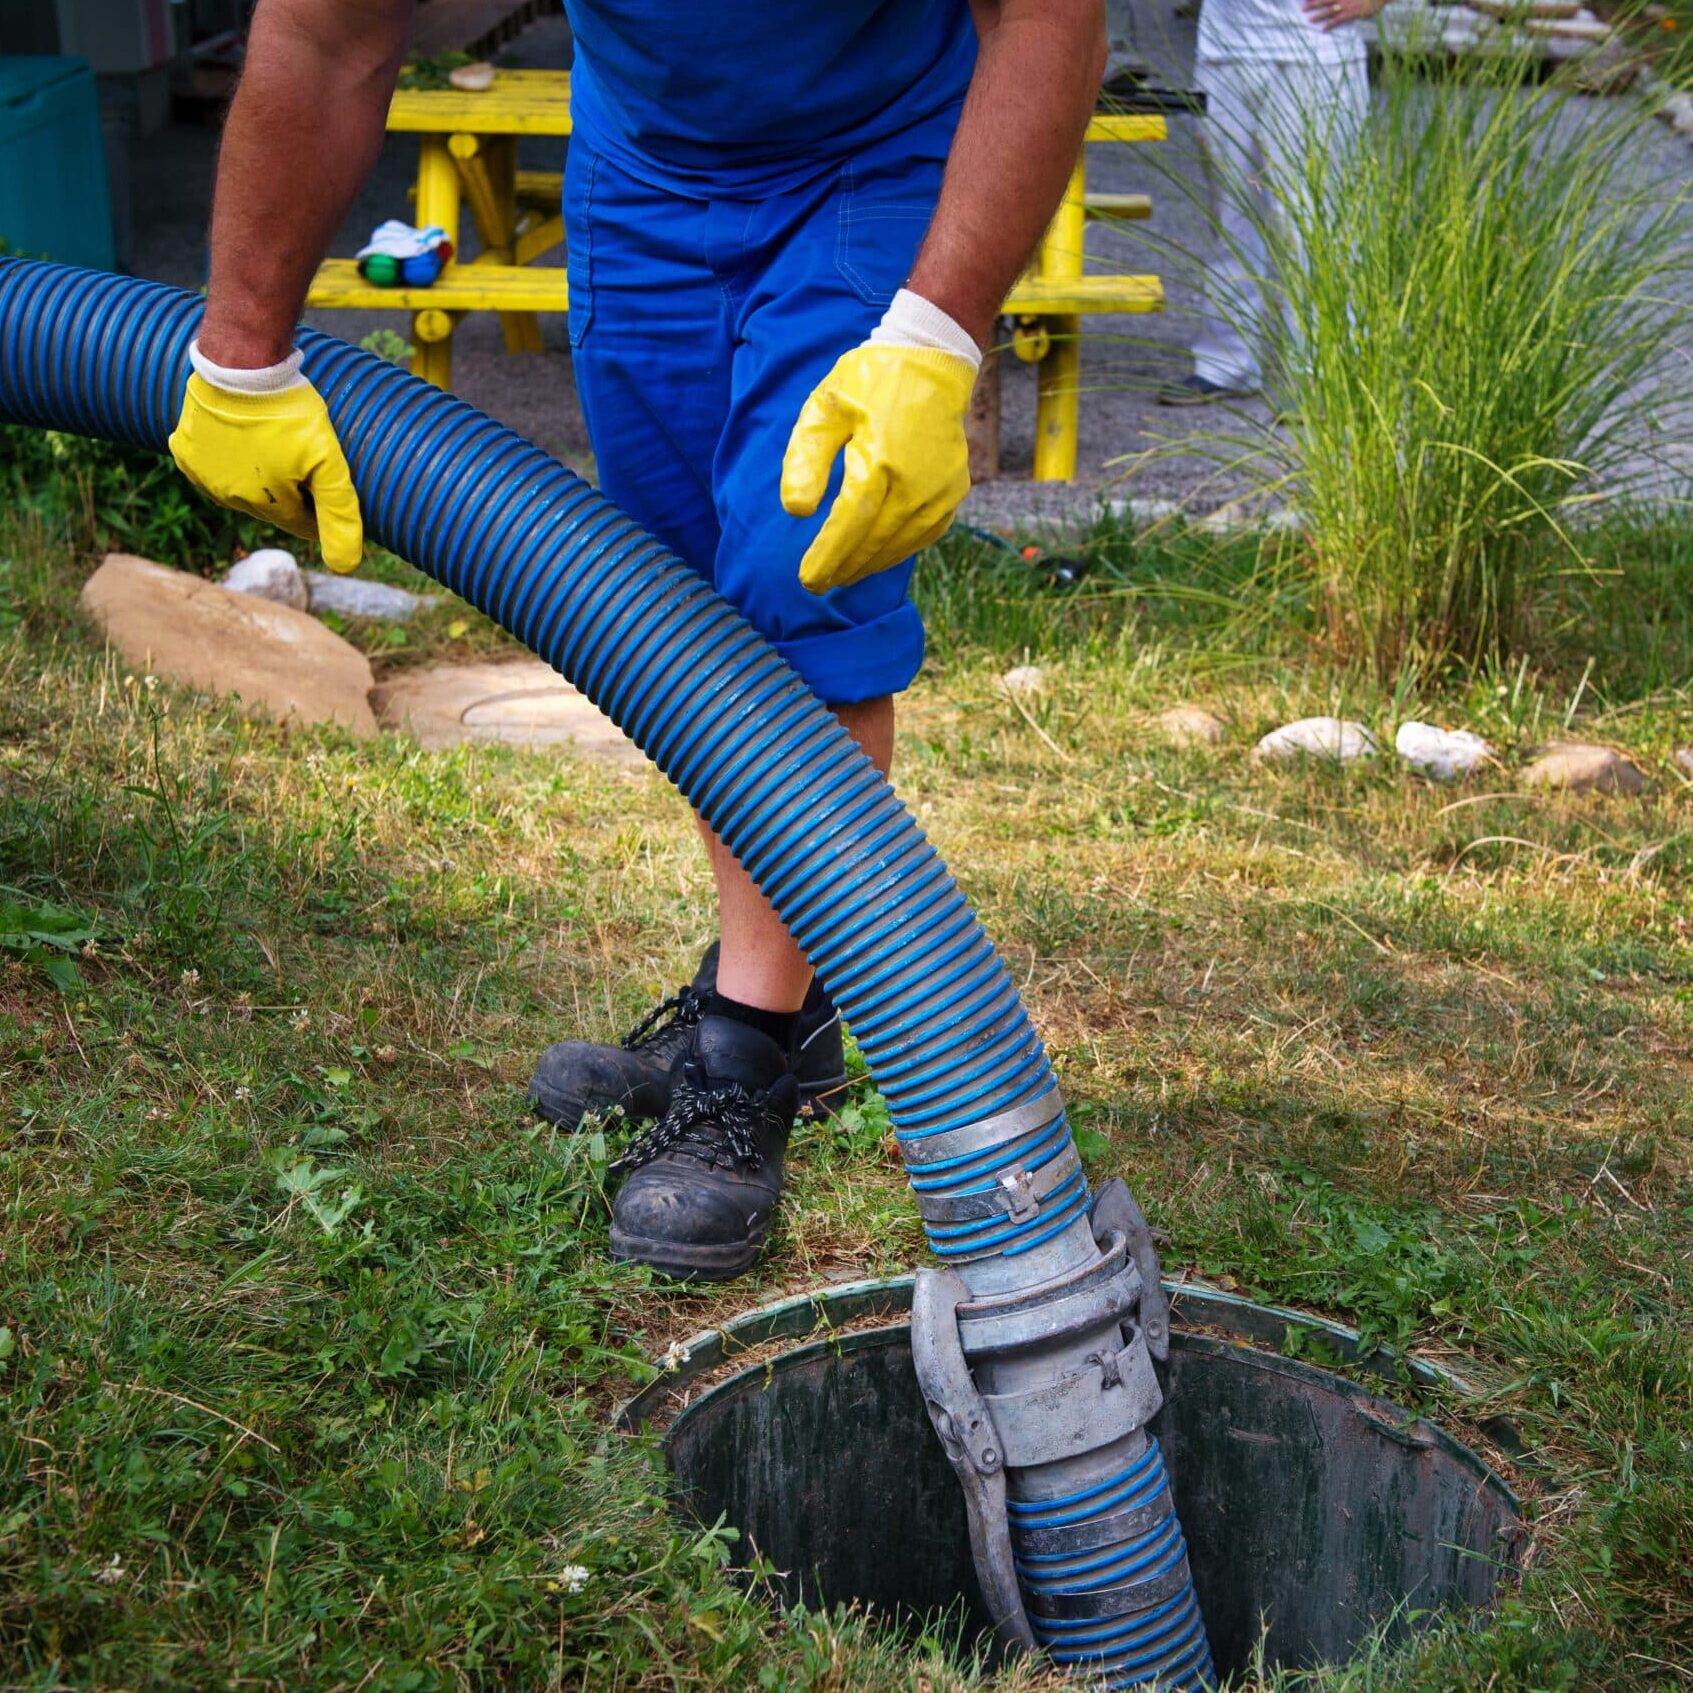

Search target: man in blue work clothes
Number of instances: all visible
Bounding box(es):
[171,0,1107,1281]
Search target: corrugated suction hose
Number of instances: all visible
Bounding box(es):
[0,258,1212,1690]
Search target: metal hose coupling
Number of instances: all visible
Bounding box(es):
[908,1094,1213,1689]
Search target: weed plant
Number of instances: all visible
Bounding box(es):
[0,424,275,572]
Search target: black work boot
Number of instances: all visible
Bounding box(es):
[527,943,848,1130]
[527,970,707,1132]
[608,1015,798,1280]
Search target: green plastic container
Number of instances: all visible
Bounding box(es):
[0,56,115,271]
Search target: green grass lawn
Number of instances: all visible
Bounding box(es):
[1,468,1689,1689]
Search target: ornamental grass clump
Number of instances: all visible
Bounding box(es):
[1277,54,1685,673]
[1139,49,1688,676]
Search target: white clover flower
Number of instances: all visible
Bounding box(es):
[660,1340,691,1371]
[560,1563,590,1594]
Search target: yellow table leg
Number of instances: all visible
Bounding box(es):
[1033,158,1087,483]
[449,133,543,355]
[411,306,457,389]
[491,137,543,354]
[411,137,462,387]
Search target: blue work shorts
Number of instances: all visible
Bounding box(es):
[563,110,959,706]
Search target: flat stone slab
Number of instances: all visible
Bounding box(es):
[81,552,377,738]
[371,658,644,766]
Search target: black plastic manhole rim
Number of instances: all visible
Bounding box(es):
[619,1279,1524,1679]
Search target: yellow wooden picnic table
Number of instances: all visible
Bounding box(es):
[306,68,1165,481]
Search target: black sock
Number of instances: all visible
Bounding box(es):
[706,989,800,1052]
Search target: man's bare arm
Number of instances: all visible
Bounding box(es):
[907,0,1107,348]
[198,0,415,368]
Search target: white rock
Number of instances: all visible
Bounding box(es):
[448,61,496,91]
[1159,705,1227,748]
[1254,716,1377,764]
[1190,503,1301,535]
[1395,720,1492,781]
[1105,495,1182,527]
[1521,743,1646,795]
[1659,91,1693,128]
[999,665,1046,698]
[1199,504,1252,535]
[223,548,307,612]
[304,571,428,622]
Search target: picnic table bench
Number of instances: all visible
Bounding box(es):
[306,68,1165,481]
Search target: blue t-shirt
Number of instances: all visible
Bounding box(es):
[566,0,975,189]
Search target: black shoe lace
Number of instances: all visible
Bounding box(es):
[620,984,705,1052]
[610,1074,769,1175]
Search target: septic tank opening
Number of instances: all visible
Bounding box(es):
[620,1280,1524,1680]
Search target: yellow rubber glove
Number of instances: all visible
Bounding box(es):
[781,332,976,596]
[168,358,364,573]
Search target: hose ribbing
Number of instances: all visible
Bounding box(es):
[0,258,1211,1689]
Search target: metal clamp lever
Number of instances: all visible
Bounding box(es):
[1090,1177,1171,1362]
[910,1267,1036,1656]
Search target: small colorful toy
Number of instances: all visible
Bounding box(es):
[355,220,453,288]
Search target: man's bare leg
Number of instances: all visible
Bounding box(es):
[697,696,895,1013]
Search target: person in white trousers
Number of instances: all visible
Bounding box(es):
[1160,0,1385,404]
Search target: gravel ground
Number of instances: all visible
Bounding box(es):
[128,1,1689,538]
